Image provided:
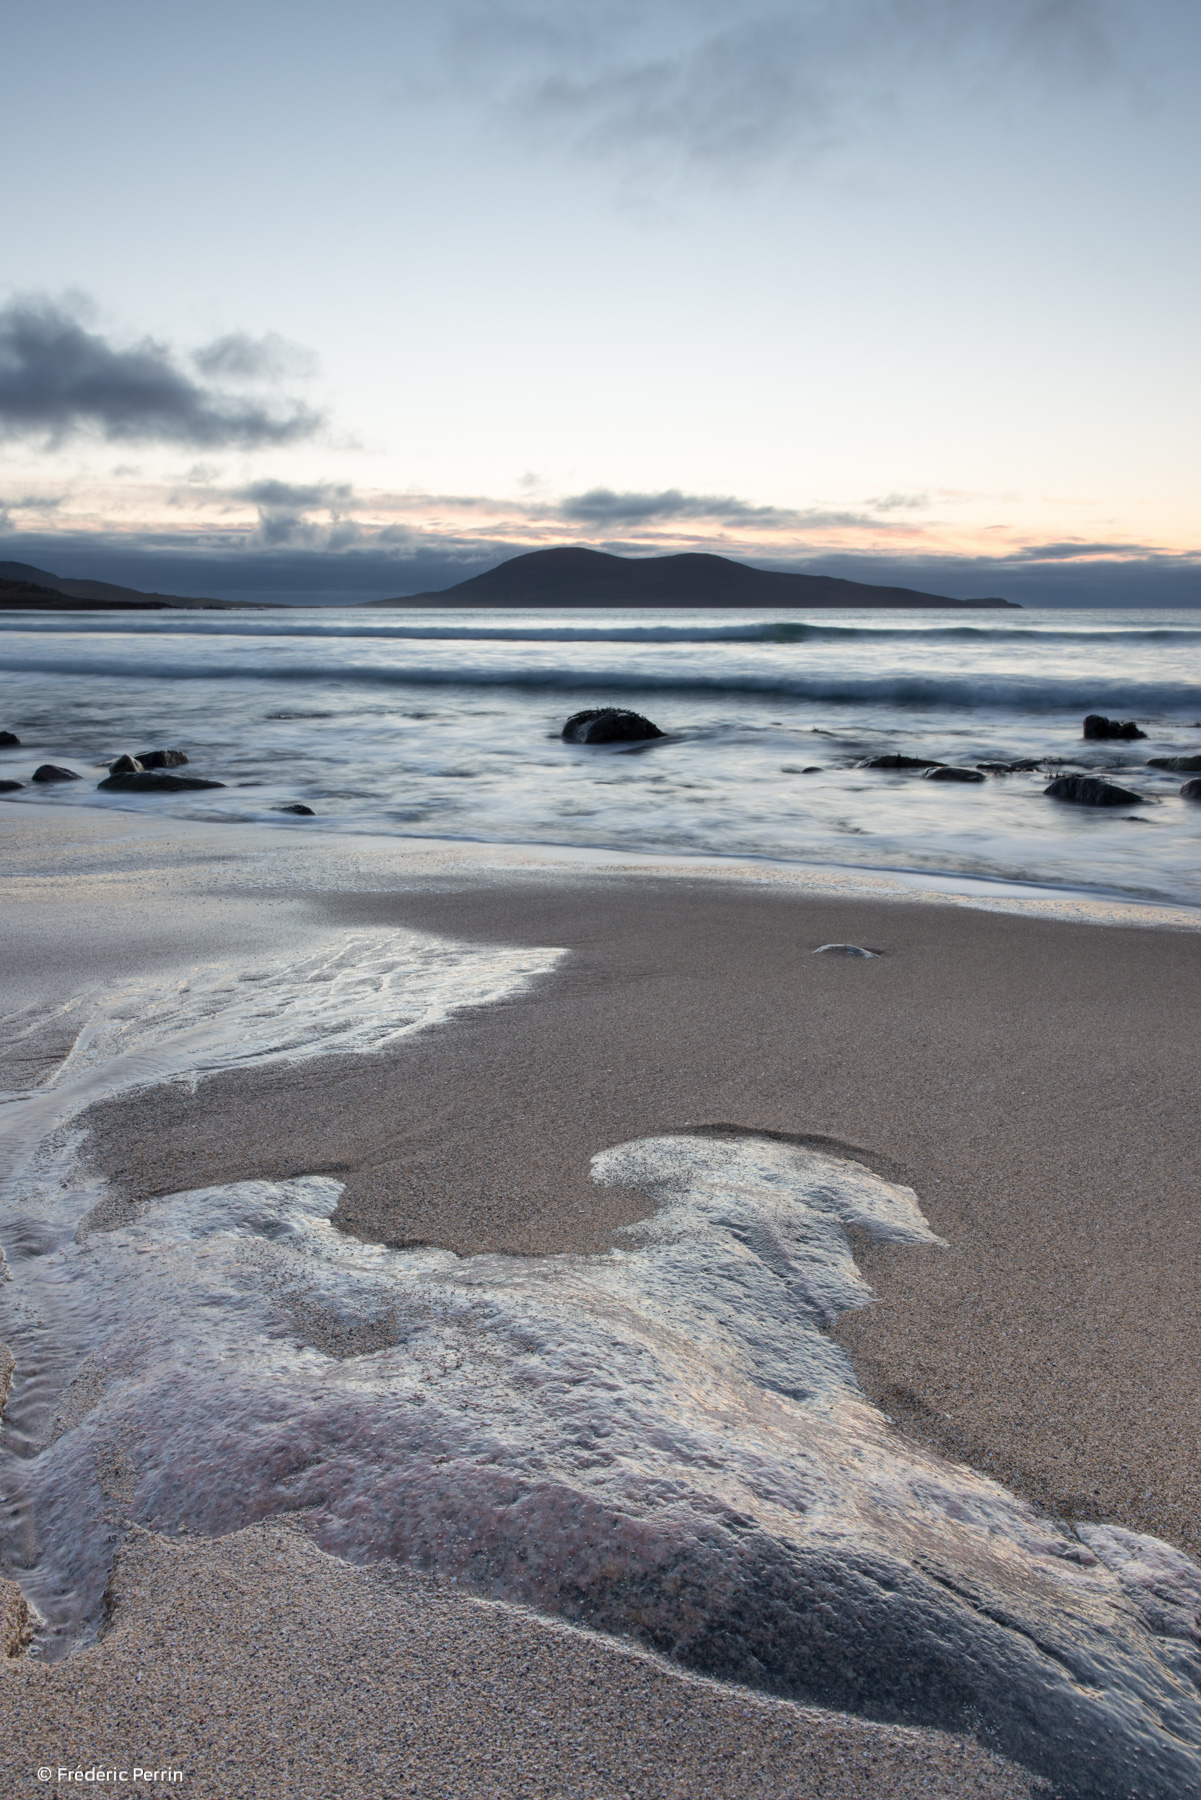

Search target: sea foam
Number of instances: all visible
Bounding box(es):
[2,935,1200,1799]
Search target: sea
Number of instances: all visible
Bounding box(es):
[1,603,1200,907]
[5,601,1201,1795]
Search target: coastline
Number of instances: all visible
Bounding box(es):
[2,805,1199,1796]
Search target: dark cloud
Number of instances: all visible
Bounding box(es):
[0,297,323,448]
[557,486,796,525]
[227,479,358,550]
[556,487,878,528]
[1003,539,1155,561]
[446,0,1123,178]
[236,480,354,510]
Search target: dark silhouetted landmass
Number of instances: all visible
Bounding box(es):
[0,561,235,610]
[367,548,1019,609]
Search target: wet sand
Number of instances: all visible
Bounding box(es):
[82,859,1201,1558]
[3,806,1199,1795]
[0,1524,1034,1799]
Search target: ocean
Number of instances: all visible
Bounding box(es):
[2,603,1200,907]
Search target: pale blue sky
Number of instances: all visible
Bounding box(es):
[1,0,1197,601]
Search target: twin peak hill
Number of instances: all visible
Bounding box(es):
[367,548,1019,609]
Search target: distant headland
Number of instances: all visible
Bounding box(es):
[368,548,1020,609]
[0,547,1020,610]
[0,561,234,610]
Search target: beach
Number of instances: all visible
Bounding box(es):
[2,805,1200,1797]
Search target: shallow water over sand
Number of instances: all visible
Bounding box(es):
[2,929,1200,1799]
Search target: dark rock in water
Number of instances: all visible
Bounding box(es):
[976,759,1041,773]
[1045,774,1143,807]
[1083,714,1146,741]
[108,754,144,774]
[813,944,882,957]
[923,765,986,783]
[858,753,940,770]
[98,771,225,793]
[1181,778,1201,801]
[276,803,315,815]
[0,731,19,747]
[137,748,189,768]
[0,779,23,792]
[32,764,81,782]
[802,766,823,773]
[1147,754,1201,772]
[562,708,665,744]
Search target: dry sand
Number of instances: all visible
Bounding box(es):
[2,807,1198,1796]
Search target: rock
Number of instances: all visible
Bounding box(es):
[137,748,189,768]
[922,765,986,782]
[813,944,881,957]
[1,1576,33,1658]
[1083,714,1146,740]
[97,771,225,793]
[976,759,1041,773]
[31,764,81,782]
[1181,778,1201,801]
[0,779,23,792]
[562,708,665,744]
[1045,774,1143,807]
[858,753,940,770]
[801,765,823,773]
[1147,754,1201,772]
[0,730,19,747]
[108,753,144,774]
[276,803,315,815]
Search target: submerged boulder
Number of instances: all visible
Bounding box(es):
[858,753,940,770]
[923,765,986,783]
[1181,778,1201,802]
[1147,754,1201,772]
[275,803,315,816]
[562,708,665,744]
[108,754,143,774]
[1045,774,1143,807]
[0,780,23,793]
[0,731,19,747]
[137,748,189,768]
[98,771,225,793]
[1083,715,1146,741]
[31,764,81,782]
[976,759,1041,773]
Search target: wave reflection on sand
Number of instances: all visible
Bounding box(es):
[2,937,1200,1800]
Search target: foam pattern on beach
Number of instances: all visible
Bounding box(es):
[4,1142,1201,1794]
[0,927,564,1581]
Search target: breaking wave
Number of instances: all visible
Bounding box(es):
[4,614,1201,650]
[0,647,1197,713]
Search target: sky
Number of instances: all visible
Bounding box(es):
[1,0,1198,604]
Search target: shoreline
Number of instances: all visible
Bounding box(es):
[4,796,1200,926]
[2,806,1199,1796]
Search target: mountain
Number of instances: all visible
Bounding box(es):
[366,548,1019,609]
[0,561,234,609]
